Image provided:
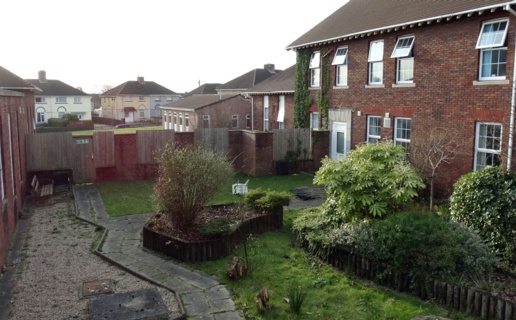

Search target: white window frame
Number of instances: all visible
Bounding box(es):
[166,96,173,101]
[155,96,162,101]
[185,114,189,131]
[232,115,238,129]
[74,97,81,103]
[179,113,183,131]
[477,19,509,80]
[309,51,321,87]
[392,35,415,83]
[203,114,210,128]
[56,96,67,103]
[35,96,46,103]
[125,96,132,102]
[139,96,145,101]
[474,122,502,170]
[174,112,177,131]
[36,108,45,122]
[310,112,320,131]
[263,95,269,131]
[367,116,381,144]
[57,107,66,119]
[332,47,348,86]
[246,114,251,129]
[368,40,384,84]
[394,117,411,149]
[277,95,285,129]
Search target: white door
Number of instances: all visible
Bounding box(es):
[125,111,134,123]
[331,122,347,160]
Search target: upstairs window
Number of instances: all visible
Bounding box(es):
[35,97,46,103]
[368,40,384,84]
[155,96,162,101]
[56,96,67,103]
[332,47,348,86]
[74,97,82,103]
[391,35,414,83]
[125,96,132,102]
[309,51,321,87]
[139,96,145,101]
[477,19,509,80]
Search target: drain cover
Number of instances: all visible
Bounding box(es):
[82,279,114,298]
[89,288,169,320]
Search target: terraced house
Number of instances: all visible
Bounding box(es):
[287,0,516,194]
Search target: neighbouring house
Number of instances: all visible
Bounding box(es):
[246,65,297,131]
[160,94,251,132]
[183,83,221,98]
[287,0,516,195]
[0,65,38,266]
[100,76,181,123]
[26,70,92,123]
[215,64,281,95]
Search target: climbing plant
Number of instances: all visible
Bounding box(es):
[294,49,312,128]
[315,48,330,130]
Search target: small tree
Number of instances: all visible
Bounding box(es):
[314,141,425,224]
[154,144,234,229]
[408,128,466,210]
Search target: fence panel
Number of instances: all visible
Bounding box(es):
[26,132,74,171]
[273,128,311,161]
[136,130,175,164]
[195,128,228,154]
[93,131,115,168]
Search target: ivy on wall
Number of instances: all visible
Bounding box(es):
[293,49,312,128]
[316,48,330,130]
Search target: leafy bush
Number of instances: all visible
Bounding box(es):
[450,166,516,265]
[244,189,291,213]
[200,217,234,236]
[62,113,79,121]
[154,145,234,228]
[314,141,425,224]
[47,118,68,127]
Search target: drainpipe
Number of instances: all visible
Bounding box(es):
[505,4,516,171]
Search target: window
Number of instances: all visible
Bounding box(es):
[203,115,210,128]
[155,96,162,101]
[477,19,509,80]
[139,111,145,118]
[179,113,183,132]
[173,112,177,131]
[332,47,348,86]
[246,114,251,129]
[277,95,285,129]
[392,35,414,83]
[166,96,173,101]
[309,51,321,87]
[475,122,502,170]
[74,97,82,103]
[35,97,46,103]
[368,40,384,84]
[185,114,189,130]
[310,112,320,130]
[367,116,381,144]
[36,108,45,122]
[232,115,238,128]
[56,96,67,103]
[57,107,66,119]
[139,96,144,101]
[394,117,411,150]
[263,95,269,131]
[125,96,132,102]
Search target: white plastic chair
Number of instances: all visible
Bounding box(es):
[232,180,249,195]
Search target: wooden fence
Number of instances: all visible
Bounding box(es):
[195,128,229,154]
[136,130,175,164]
[273,128,311,161]
[326,249,515,320]
[26,132,74,171]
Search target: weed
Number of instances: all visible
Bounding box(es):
[288,285,307,314]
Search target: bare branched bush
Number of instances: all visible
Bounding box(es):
[154,144,234,229]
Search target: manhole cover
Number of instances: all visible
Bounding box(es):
[82,279,114,298]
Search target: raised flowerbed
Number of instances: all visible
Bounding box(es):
[143,206,283,262]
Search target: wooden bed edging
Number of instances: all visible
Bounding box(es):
[326,249,515,320]
[143,209,283,263]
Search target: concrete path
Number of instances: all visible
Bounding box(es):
[73,184,242,320]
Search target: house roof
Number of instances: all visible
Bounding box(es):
[26,79,88,96]
[0,66,39,91]
[287,0,516,50]
[160,94,239,111]
[183,83,221,97]
[246,65,296,95]
[216,64,282,91]
[101,78,177,96]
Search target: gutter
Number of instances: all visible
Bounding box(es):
[287,1,516,51]
[505,4,516,171]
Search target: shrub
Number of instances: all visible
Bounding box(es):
[244,189,291,213]
[47,118,68,127]
[314,141,425,224]
[243,189,267,208]
[200,217,234,236]
[450,166,516,265]
[62,113,79,121]
[288,285,307,314]
[154,145,234,228]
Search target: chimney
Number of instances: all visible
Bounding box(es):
[137,76,144,84]
[38,70,47,83]
[264,64,275,74]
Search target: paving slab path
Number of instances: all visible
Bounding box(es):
[73,184,242,320]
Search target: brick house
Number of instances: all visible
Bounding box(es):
[100,77,181,123]
[246,65,302,131]
[0,66,38,266]
[287,0,516,195]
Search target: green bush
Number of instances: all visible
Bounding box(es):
[243,189,267,208]
[62,113,79,121]
[154,145,234,228]
[314,141,425,224]
[200,217,234,236]
[450,166,516,265]
[244,189,291,213]
[47,118,68,127]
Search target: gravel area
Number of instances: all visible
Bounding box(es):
[5,192,181,320]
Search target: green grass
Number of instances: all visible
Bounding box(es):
[187,210,474,320]
[97,173,315,217]
[71,125,163,136]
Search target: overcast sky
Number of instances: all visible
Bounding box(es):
[1,1,345,94]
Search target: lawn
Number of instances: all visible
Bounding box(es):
[96,172,315,217]
[187,209,472,320]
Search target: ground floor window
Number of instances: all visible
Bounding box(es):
[232,115,238,129]
[246,115,251,129]
[310,112,319,130]
[203,115,210,128]
[57,107,66,119]
[367,115,381,144]
[36,107,45,122]
[475,122,502,170]
[394,117,411,150]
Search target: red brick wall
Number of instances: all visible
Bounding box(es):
[307,11,516,195]
[0,90,35,266]
[251,94,295,131]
